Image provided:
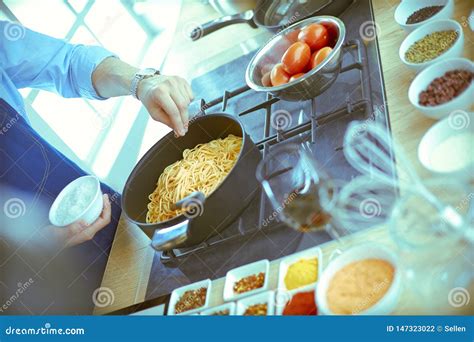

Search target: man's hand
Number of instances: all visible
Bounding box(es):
[49,194,112,248]
[137,75,194,136]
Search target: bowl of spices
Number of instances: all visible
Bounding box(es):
[167,279,211,315]
[316,243,401,315]
[399,19,463,72]
[200,302,236,316]
[394,0,453,32]
[277,246,322,292]
[236,290,275,316]
[418,115,474,179]
[223,259,269,301]
[275,284,318,316]
[408,58,474,119]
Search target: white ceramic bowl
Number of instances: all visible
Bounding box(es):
[167,279,212,315]
[223,259,269,302]
[316,243,401,315]
[408,58,474,119]
[277,246,322,292]
[399,19,464,72]
[394,0,453,32]
[199,302,236,316]
[236,290,275,316]
[49,175,103,227]
[418,115,474,178]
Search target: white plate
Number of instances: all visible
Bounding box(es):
[277,246,322,293]
[399,19,464,72]
[408,58,474,120]
[275,283,317,316]
[223,259,269,302]
[316,243,401,315]
[394,0,453,32]
[236,290,275,316]
[167,279,212,315]
[199,302,236,316]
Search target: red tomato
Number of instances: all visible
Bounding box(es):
[270,63,290,86]
[281,42,311,75]
[261,71,272,87]
[298,23,329,51]
[311,47,333,69]
[285,29,300,43]
[289,73,305,82]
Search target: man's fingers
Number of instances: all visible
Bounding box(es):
[183,81,194,101]
[170,91,189,131]
[155,92,185,136]
[148,106,173,128]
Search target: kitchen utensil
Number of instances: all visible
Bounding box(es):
[399,19,464,72]
[408,58,474,120]
[223,259,270,302]
[190,0,353,41]
[343,121,466,231]
[394,0,454,32]
[246,16,345,101]
[121,114,261,251]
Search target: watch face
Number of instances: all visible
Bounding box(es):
[140,68,158,76]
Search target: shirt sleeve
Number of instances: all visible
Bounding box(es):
[0,21,116,100]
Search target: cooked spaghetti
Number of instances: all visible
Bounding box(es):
[146,134,242,223]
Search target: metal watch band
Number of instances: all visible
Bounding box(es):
[130,69,160,100]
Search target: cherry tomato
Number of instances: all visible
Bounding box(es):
[289,73,305,82]
[311,47,333,69]
[285,29,300,43]
[261,63,274,76]
[281,42,311,75]
[261,71,272,87]
[298,23,329,51]
[270,63,290,86]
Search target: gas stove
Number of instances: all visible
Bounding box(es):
[145,0,391,301]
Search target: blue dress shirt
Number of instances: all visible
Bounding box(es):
[0,20,114,117]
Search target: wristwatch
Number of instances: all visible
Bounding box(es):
[130,68,160,99]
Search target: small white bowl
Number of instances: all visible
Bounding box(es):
[418,115,474,178]
[399,19,464,72]
[277,246,322,292]
[316,243,401,315]
[167,279,212,315]
[199,302,236,316]
[408,58,474,119]
[394,0,453,32]
[223,259,269,302]
[49,175,103,227]
[275,283,317,315]
[236,290,275,316]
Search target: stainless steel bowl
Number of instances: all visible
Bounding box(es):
[245,16,346,101]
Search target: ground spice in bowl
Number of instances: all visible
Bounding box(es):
[233,272,265,294]
[174,287,207,314]
[243,303,268,316]
[284,258,319,290]
[406,6,444,25]
[419,69,473,106]
[405,30,458,64]
[282,291,317,315]
[211,309,230,316]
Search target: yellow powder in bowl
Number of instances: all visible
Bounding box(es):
[284,257,319,290]
[326,258,394,314]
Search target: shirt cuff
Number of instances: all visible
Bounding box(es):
[71,45,116,100]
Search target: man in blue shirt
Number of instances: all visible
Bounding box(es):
[0,20,193,248]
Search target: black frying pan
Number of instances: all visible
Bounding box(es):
[121,114,261,251]
[190,0,353,41]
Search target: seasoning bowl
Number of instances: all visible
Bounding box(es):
[49,175,103,227]
[199,302,236,316]
[399,19,464,72]
[277,246,322,292]
[167,279,212,315]
[275,283,317,316]
[223,259,269,302]
[418,115,474,179]
[236,290,275,316]
[316,243,401,315]
[394,0,454,32]
[408,58,474,119]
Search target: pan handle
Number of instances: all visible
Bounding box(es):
[189,10,257,41]
[151,220,189,251]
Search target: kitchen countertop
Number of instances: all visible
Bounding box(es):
[95,0,473,315]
